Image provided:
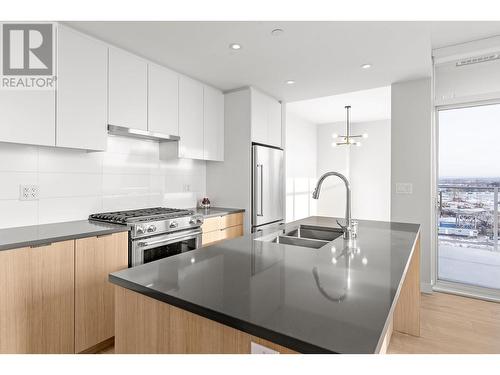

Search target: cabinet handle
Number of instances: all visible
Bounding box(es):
[97,233,113,238]
[30,242,52,248]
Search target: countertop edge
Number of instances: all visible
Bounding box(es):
[0,225,129,252]
[193,207,245,219]
[109,274,336,354]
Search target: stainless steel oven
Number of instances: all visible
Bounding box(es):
[130,227,202,267]
[89,207,204,268]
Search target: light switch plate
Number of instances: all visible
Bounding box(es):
[250,341,279,354]
[396,183,413,194]
[19,184,39,201]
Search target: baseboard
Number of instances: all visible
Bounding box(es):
[420,282,433,294]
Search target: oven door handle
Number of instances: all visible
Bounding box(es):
[137,230,202,248]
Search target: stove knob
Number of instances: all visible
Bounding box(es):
[136,226,145,235]
[196,218,203,224]
[169,222,178,229]
[147,225,156,233]
[189,218,196,224]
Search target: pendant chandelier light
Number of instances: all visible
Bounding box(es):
[331,106,368,147]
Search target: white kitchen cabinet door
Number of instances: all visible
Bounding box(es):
[250,89,268,145]
[108,48,147,130]
[148,64,179,135]
[203,85,224,161]
[178,76,204,159]
[57,26,108,151]
[267,97,282,148]
[0,90,55,147]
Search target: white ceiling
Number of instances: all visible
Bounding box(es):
[66,21,500,102]
[287,86,391,125]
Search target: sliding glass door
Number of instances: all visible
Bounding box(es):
[437,103,500,295]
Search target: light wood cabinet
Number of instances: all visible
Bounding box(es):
[220,225,244,241]
[250,88,282,148]
[115,286,297,354]
[108,48,148,130]
[148,64,179,136]
[179,75,204,159]
[0,241,74,354]
[74,232,128,353]
[201,213,244,247]
[57,25,108,150]
[203,85,224,161]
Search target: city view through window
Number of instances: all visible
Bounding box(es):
[438,104,500,290]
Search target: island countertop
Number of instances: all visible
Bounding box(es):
[109,216,420,354]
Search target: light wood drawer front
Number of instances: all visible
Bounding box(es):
[201,216,221,233]
[202,231,222,247]
[220,213,243,229]
[75,232,128,353]
[0,240,75,354]
[221,225,243,241]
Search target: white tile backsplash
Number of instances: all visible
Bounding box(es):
[38,147,103,174]
[0,143,38,172]
[0,136,206,228]
[0,172,38,200]
[38,173,103,198]
[0,200,38,228]
[38,196,103,224]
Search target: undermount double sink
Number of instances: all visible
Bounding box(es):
[272,224,344,249]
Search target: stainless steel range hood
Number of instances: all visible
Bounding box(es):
[107,124,180,142]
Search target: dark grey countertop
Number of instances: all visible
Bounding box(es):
[109,216,420,354]
[191,207,245,218]
[0,220,129,251]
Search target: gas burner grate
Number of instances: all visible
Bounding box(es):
[89,207,194,224]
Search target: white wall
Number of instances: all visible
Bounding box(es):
[0,136,206,228]
[285,112,317,222]
[433,36,500,106]
[316,122,350,219]
[391,78,432,292]
[206,89,252,232]
[316,120,391,221]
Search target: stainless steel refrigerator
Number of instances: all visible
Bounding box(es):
[252,144,284,232]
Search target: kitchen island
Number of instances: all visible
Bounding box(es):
[109,216,420,354]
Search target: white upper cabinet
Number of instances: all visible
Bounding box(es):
[108,48,148,130]
[250,89,268,145]
[267,97,282,148]
[250,88,282,148]
[203,85,224,161]
[148,64,179,135]
[178,76,204,159]
[57,25,108,151]
[0,90,55,147]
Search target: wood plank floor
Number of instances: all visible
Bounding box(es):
[388,292,500,354]
[97,292,500,354]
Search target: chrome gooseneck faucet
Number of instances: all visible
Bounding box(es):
[312,171,356,240]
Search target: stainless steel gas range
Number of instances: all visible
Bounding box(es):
[89,207,204,267]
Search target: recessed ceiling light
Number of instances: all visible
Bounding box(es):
[271,28,284,36]
[361,63,372,69]
[229,43,242,50]
[285,80,295,85]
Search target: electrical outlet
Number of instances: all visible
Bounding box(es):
[396,183,413,194]
[183,184,191,192]
[250,342,279,354]
[19,184,39,201]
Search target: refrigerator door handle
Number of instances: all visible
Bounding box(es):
[257,163,264,217]
[260,163,264,216]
